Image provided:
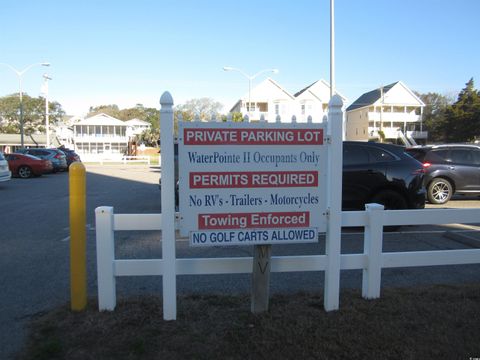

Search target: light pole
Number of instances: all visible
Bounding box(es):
[42,74,52,147]
[223,66,279,119]
[0,62,50,148]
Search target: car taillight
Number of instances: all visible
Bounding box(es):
[412,168,425,175]
[54,154,62,159]
[423,162,431,168]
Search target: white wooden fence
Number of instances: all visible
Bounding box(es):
[98,155,151,165]
[95,91,480,320]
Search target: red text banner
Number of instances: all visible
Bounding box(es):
[198,211,310,229]
[184,128,324,145]
[190,171,319,188]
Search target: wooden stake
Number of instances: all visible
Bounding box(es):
[251,244,272,313]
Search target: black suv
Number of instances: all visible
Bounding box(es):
[406,144,480,204]
[343,142,425,211]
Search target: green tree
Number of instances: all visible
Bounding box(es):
[87,104,121,118]
[0,93,65,134]
[88,103,160,129]
[171,98,224,135]
[174,98,223,121]
[135,127,160,147]
[444,78,480,142]
[415,92,452,142]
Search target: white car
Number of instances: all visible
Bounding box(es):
[0,152,12,183]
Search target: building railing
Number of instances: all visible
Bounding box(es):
[368,112,421,122]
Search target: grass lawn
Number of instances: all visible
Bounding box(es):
[17,284,480,360]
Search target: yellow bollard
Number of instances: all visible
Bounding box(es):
[69,161,87,311]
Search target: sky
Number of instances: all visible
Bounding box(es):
[1,0,479,117]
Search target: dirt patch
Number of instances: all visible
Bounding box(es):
[17,284,480,360]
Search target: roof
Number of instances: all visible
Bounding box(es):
[346,82,398,111]
[229,78,295,112]
[125,118,151,126]
[76,113,126,126]
[346,81,425,112]
[0,133,61,147]
[294,79,348,102]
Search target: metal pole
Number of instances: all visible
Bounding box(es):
[330,0,335,99]
[248,77,252,119]
[43,74,51,148]
[0,62,50,148]
[19,76,25,148]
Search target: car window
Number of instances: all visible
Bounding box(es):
[426,149,450,163]
[406,149,425,161]
[451,149,475,165]
[343,145,369,165]
[366,147,396,163]
[472,150,480,165]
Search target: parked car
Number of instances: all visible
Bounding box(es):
[0,152,12,183]
[17,148,68,172]
[406,144,480,204]
[58,147,81,166]
[5,153,53,178]
[161,141,426,212]
[342,141,425,211]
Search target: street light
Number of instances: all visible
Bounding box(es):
[223,66,279,119]
[0,62,50,148]
[42,73,52,148]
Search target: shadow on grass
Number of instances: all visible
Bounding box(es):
[17,283,480,360]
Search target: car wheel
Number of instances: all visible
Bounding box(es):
[427,178,452,204]
[18,166,33,178]
[370,190,408,232]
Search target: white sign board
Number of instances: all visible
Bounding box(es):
[178,122,327,246]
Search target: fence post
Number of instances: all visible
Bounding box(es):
[362,203,384,299]
[324,95,344,311]
[96,206,116,310]
[160,91,177,320]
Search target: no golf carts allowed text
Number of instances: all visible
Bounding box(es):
[191,228,317,247]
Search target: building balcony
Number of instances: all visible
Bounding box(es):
[73,135,128,142]
[407,130,428,139]
[368,112,421,123]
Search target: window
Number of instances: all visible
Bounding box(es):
[343,145,369,165]
[451,149,474,165]
[367,147,396,163]
[427,149,451,163]
[275,103,279,115]
[301,104,305,115]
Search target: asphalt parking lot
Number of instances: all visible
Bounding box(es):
[1,164,480,359]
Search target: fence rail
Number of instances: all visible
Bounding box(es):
[94,156,151,165]
[96,205,480,311]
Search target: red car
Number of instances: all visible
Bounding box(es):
[5,153,53,178]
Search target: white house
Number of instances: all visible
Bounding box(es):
[345,81,426,145]
[72,113,128,160]
[229,78,296,122]
[228,78,347,123]
[294,79,348,122]
[125,118,151,138]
